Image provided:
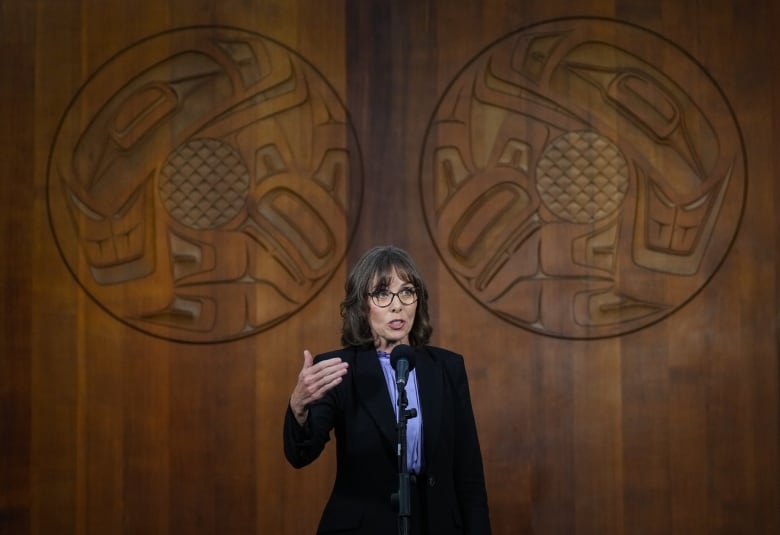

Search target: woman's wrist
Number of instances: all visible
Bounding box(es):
[290,398,308,425]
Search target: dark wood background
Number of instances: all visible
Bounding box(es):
[1,0,778,534]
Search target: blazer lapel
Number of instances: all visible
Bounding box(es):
[414,346,442,467]
[353,347,398,450]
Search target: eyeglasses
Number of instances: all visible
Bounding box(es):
[367,287,418,308]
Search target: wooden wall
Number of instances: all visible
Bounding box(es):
[1,0,778,533]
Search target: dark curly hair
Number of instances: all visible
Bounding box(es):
[340,245,433,348]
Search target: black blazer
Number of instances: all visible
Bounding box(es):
[284,345,491,535]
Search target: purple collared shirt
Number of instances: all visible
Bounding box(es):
[377,351,423,474]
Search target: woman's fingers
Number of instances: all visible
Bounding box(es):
[300,357,348,399]
[293,354,348,407]
[289,352,348,425]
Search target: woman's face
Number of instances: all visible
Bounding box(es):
[367,268,417,353]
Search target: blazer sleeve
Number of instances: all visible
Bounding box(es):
[283,352,343,469]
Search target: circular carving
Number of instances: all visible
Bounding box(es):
[159,138,251,230]
[536,131,629,223]
[419,17,746,339]
[47,27,363,343]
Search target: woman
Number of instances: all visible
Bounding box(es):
[284,245,491,534]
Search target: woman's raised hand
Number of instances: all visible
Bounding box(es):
[289,350,349,426]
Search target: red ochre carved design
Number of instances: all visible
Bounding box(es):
[47,27,363,343]
[419,17,746,339]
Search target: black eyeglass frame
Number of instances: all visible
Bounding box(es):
[367,287,418,308]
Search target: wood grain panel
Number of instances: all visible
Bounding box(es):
[122,342,170,534]
[0,1,35,532]
[0,1,778,535]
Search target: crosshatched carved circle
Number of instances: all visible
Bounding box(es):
[46,26,363,343]
[159,138,251,230]
[419,17,746,339]
[536,131,629,224]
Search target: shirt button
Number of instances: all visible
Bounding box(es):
[427,475,436,487]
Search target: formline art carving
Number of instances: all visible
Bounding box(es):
[47,19,745,342]
[419,17,745,339]
[47,26,363,343]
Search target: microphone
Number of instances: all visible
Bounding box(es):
[389,345,416,387]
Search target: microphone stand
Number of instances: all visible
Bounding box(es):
[392,381,417,535]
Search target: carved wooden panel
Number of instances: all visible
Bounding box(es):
[420,18,745,339]
[1,2,778,535]
[47,27,363,343]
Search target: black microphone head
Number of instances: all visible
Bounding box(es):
[390,344,416,372]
